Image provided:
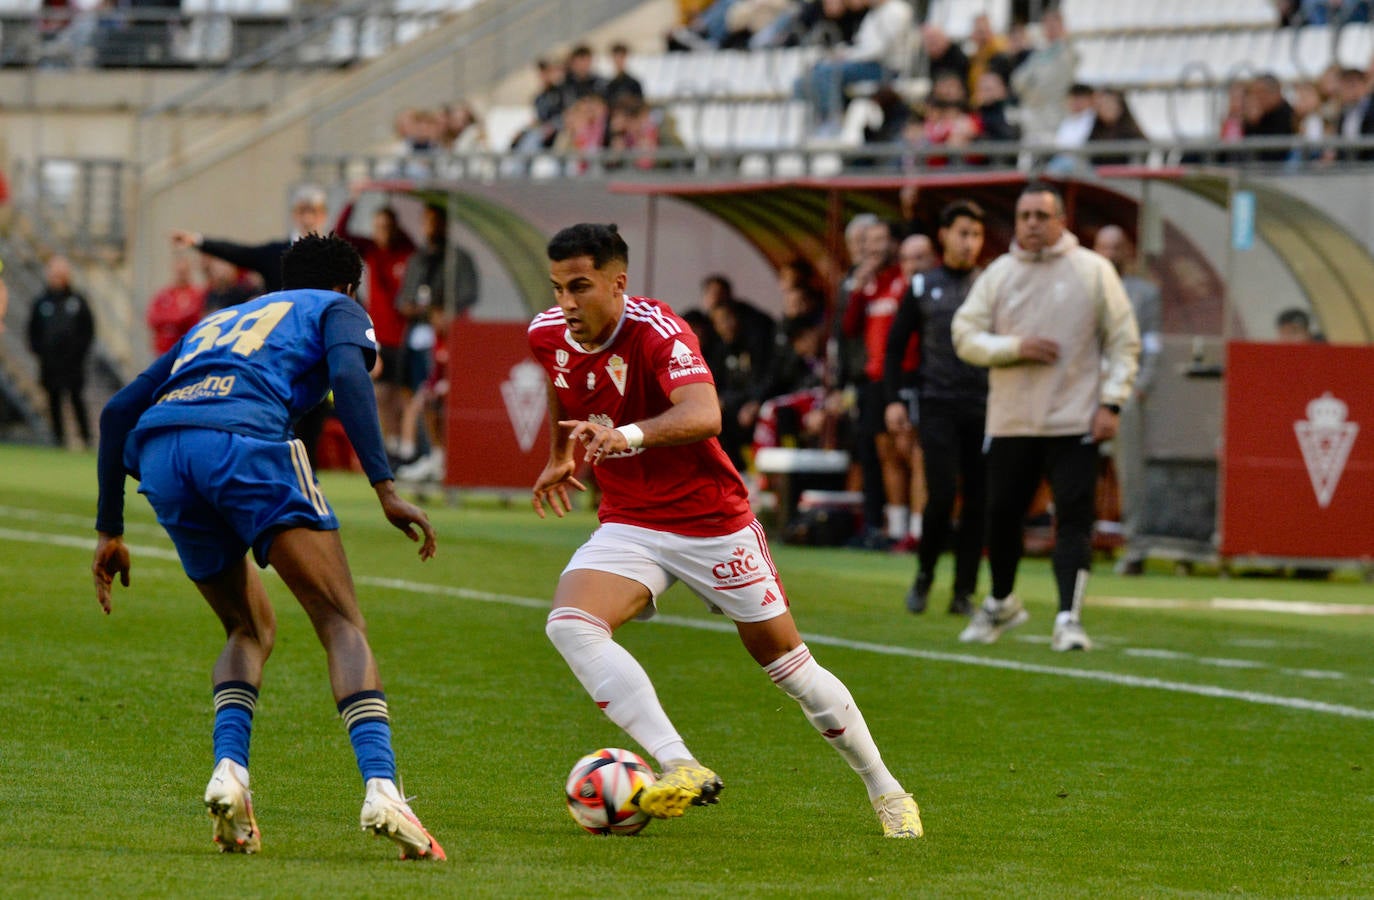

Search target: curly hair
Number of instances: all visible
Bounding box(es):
[280,233,363,292]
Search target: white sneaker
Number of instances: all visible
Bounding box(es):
[1051,615,1093,652]
[204,758,260,853]
[360,778,446,861]
[396,449,444,482]
[958,595,1030,644]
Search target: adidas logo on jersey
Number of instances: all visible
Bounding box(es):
[553,373,569,389]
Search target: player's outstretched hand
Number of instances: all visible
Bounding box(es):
[375,481,437,561]
[92,533,131,615]
[532,458,586,519]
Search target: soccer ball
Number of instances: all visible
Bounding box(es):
[565,748,656,835]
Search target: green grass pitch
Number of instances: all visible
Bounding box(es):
[1,443,1370,898]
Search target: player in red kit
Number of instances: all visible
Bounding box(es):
[528,223,922,838]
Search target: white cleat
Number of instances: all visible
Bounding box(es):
[1051,615,1093,652]
[205,758,260,854]
[958,594,1030,644]
[360,778,446,861]
[873,791,924,838]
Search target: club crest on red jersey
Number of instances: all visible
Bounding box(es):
[606,355,628,395]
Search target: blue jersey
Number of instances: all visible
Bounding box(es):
[131,289,376,444]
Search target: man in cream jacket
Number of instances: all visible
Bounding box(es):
[951,182,1139,651]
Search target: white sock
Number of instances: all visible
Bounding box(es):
[545,608,692,767]
[885,505,909,541]
[908,511,923,539]
[765,644,902,801]
[397,440,415,460]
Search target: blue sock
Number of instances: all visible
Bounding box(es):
[212,681,258,768]
[338,690,396,783]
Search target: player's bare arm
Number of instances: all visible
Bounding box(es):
[374,480,437,560]
[561,382,723,465]
[533,381,586,519]
[92,532,131,614]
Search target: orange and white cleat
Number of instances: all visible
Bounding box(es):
[205,758,261,853]
[360,778,446,861]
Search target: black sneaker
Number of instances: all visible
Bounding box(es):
[948,591,973,617]
[905,573,932,614]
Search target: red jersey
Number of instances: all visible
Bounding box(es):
[358,240,413,349]
[146,282,206,354]
[528,295,754,537]
[843,263,918,381]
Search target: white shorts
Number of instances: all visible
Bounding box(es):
[563,520,791,624]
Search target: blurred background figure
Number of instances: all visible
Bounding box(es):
[1275,307,1321,342]
[27,255,94,449]
[145,252,205,355]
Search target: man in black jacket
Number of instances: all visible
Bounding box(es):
[170,184,331,294]
[883,200,989,616]
[27,255,95,448]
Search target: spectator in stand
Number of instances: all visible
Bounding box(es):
[1288,80,1332,165]
[922,24,969,87]
[604,42,644,108]
[966,13,1010,99]
[1219,80,1247,142]
[1335,67,1374,159]
[200,256,259,314]
[973,70,1021,143]
[795,0,866,49]
[748,0,808,48]
[910,96,982,168]
[443,101,486,154]
[1300,0,1371,23]
[337,201,416,453]
[145,252,205,355]
[27,255,94,449]
[794,0,916,137]
[1010,9,1078,146]
[1243,73,1297,162]
[512,58,567,152]
[1093,226,1161,576]
[862,85,914,148]
[562,45,606,105]
[1054,83,1096,149]
[0,260,8,335]
[556,93,610,165]
[842,219,919,550]
[1087,88,1146,164]
[607,96,663,169]
[898,182,932,239]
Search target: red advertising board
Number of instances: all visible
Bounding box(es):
[443,320,548,490]
[1221,342,1374,560]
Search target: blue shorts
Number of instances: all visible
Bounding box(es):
[134,428,340,581]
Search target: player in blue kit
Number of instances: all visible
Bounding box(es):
[91,234,445,861]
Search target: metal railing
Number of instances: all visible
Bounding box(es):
[0,3,477,72]
[301,134,1374,186]
[11,157,131,254]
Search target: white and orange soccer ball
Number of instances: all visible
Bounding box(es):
[564,748,656,835]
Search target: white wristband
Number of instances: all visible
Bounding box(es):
[615,423,644,449]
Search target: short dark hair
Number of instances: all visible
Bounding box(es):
[701,273,734,299]
[547,223,630,269]
[1020,180,1064,214]
[610,41,629,55]
[280,233,363,291]
[569,44,593,60]
[1069,83,1094,98]
[1276,307,1311,330]
[940,199,986,229]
